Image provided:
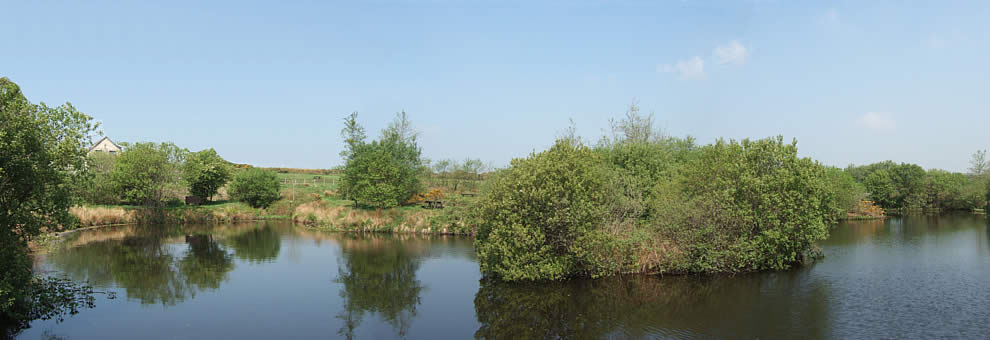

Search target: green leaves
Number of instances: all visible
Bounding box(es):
[477,134,838,280]
[340,112,424,209]
[1,77,102,331]
[183,148,232,201]
[229,169,280,209]
[475,139,615,280]
[110,142,187,207]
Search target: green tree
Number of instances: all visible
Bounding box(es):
[110,142,187,206]
[183,148,231,201]
[1,77,102,333]
[229,168,281,208]
[73,151,119,205]
[823,167,863,220]
[340,112,424,208]
[970,149,988,176]
[864,170,896,208]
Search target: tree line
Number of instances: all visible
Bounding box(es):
[845,154,990,212]
[76,142,280,209]
[0,77,281,333]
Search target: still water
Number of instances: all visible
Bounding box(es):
[17,214,990,339]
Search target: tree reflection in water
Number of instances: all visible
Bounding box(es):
[48,226,240,306]
[334,235,426,340]
[224,225,281,263]
[474,272,831,339]
[179,234,235,291]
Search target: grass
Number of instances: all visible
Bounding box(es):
[291,194,479,235]
[68,168,486,236]
[69,201,282,228]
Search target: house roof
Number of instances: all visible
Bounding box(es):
[88,137,122,152]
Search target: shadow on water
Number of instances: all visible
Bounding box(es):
[473,270,832,339]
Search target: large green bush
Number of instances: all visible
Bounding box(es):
[671,137,833,272]
[229,168,281,208]
[474,139,623,280]
[474,133,838,280]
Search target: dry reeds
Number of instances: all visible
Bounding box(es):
[71,206,136,227]
[292,201,442,233]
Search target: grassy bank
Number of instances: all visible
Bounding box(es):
[292,194,478,235]
[69,202,283,228]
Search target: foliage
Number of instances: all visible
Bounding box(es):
[475,108,838,280]
[183,148,232,201]
[110,142,187,206]
[970,149,988,176]
[229,169,281,208]
[73,151,119,205]
[474,139,619,280]
[426,158,490,192]
[670,137,834,272]
[848,160,987,212]
[0,77,104,333]
[823,167,864,220]
[339,112,425,208]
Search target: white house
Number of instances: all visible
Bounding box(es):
[88,137,122,155]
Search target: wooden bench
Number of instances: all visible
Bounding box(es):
[422,200,444,209]
[460,193,476,197]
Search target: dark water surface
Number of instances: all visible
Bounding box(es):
[17,214,990,339]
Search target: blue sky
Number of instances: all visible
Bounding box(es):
[3,0,988,171]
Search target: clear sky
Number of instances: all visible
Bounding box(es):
[3,0,988,171]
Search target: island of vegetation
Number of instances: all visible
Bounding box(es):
[4,76,990,330]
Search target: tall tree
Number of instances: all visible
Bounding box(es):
[969,149,988,176]
[1,77,102,333]
[340,112,366,161]
[340,112,424,208]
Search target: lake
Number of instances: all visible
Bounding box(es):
[16,214,990,339]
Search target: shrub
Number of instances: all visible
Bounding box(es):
[183,148,231,201]
[474,139,620,280]
[110,142,186,206]
[671,137,833,272]
[229,168,280,208]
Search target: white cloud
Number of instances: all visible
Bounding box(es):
[713,40,748,65]
[858,112,895,131]
[661,56,705,80]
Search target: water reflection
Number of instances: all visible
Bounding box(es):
[179,235,234,290]
[475,271,831,339]
[23,216,989,339]
[225,225,281,263]
[47,223,283,306]
[334,234,426,339]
